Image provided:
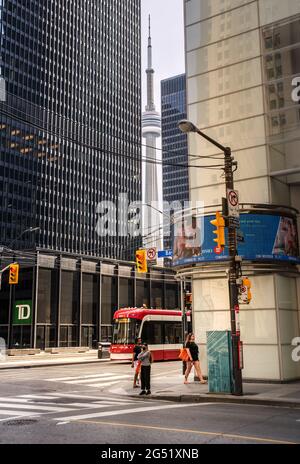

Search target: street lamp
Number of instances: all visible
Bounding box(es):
[179,119,243,396]
[6,227,40,250]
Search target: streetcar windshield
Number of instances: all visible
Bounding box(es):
[112,318,141,344]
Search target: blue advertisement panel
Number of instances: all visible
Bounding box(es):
[172,214,300,267]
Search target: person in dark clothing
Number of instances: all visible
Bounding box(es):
[131,338,142,388]
[184,333,206,384]
[137,343,153,395]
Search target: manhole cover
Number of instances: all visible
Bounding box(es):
[5,419,38,427]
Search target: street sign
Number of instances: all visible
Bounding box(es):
[227,189,240,219]
[214,246,223,255]
[158,250,173,258]
[146,247,157,261]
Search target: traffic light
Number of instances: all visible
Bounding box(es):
[135,249,147,273]
[210,212,225,249]
[185,292,192,309]
[9,263,19,285]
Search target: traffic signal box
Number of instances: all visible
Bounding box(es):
[135,249,147,274]
[9,263,19,285]
[210,212,225,249]
[185,292,192,310]
[242,276,252,304]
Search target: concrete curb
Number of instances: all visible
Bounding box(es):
[0,358,110,370]
[126,393,300,409]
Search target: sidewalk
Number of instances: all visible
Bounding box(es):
[115,370,300,409]
[0,349,109,369]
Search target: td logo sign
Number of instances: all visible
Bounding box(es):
[13,301,32,325]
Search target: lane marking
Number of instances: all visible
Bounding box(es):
[54,402,208,423]
[74,419,299,445]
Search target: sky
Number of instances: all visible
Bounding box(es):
[141,0,185,112]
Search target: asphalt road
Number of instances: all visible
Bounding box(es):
[0,361,299,445]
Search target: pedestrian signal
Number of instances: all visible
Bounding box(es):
[239,276,252,304]
[243,276,252,303]
[210,212,225,250]
[9,263,19,285]
[136,249,147,273]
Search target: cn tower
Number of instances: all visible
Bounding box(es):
[142,15,162,251]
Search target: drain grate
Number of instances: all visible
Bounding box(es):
[5,419,38,427]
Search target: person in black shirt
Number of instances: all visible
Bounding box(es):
[184,333,207,384]
[131,337,142,388]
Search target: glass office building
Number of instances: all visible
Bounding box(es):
[184,0,300,381]
[161,74,189,250]
[0,0,142,261]
[0,251,179,349]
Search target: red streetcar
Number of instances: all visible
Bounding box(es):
[110,307,191,361]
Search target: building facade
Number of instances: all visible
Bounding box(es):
[161,74,189,250]
[183,0,300,381]
[0,0,142,261]
[0,250,180,349]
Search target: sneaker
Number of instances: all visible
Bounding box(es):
[139,390,146,395]
[133,385,139,388]
[146,390,151,395]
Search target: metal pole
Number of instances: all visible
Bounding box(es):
[180,279,186,375]
[224,147,243,396]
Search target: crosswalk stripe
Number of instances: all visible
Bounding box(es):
[63,375,131,385]
[67,403,124,409]
[0,398,32,403]
[0,402,76,413]
[83,380,127,388]
[49,392,144,404]
[19,395,58,400]
[46,373,115,382]
[0,410,41,417]
[55,403,199,422]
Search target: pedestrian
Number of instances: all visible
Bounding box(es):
[137,343,153,395]
[131,337,142,388]
[184,333,207,384]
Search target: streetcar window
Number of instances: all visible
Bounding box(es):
[141,321,163,345]
[112,318,141,344]
[164,322,182,344]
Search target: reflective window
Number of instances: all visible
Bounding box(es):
[60,271,79,324]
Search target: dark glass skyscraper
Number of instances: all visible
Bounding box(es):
[161,74,189,249]
[0,0,141,260]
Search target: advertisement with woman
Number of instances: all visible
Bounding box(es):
[172,213,300,267]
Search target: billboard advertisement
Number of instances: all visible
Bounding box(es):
[172,213,300,267]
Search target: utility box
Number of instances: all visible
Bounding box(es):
[206,330,233,394]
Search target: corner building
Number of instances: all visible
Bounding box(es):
[183,0,300,381]
[0,0,142,260]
